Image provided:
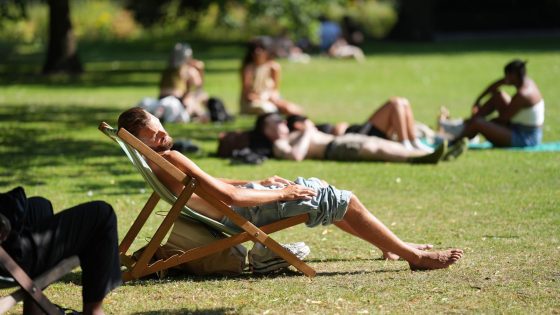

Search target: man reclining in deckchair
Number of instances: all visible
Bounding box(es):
[117,108,464,270]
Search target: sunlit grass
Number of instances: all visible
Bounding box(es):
[0,37,559,314]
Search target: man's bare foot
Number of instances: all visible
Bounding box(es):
[382,243,433,261]
[408,249,463,271]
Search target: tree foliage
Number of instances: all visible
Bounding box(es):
[0,0,27,25]
[126,0,343,39]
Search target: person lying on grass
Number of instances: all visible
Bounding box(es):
[117,107,464,271]
[288,96,436,153]
[251,113,468,164]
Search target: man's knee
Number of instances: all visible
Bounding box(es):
[347,195,359,211]
[341,195,361,220]
[89,201,117,228]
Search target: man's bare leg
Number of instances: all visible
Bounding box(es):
[382,243,433,260]
[461,117,512,147]
[368,97,409,142]
[473,91,511,118]
[334,220,433,260]
[335,195,463,270]
[358,137,425,162]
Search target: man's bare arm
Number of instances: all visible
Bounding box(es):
[273,121,315,161]
[218,175,294,187]
[159,151,315,207]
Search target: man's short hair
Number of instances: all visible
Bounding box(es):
[118,107,150,137]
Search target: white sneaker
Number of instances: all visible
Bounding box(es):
[249,242,310,274]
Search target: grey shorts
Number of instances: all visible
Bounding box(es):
[221,177,352,232]
[325,134,372,161]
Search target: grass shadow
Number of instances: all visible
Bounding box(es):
[3,37,560,87]
[0,104,147,193]
[131,307,236,315]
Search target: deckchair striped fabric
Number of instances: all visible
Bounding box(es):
[100,125,237,235]
[99,122,316,280]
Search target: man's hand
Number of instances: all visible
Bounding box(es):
[280,184,316,201]
[260,175,294,187]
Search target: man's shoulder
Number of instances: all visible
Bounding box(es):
[156,150,183,164]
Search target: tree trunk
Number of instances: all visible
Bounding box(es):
[42,0,83,75]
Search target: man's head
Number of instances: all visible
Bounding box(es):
[253,113,289,142]
[504,59,527,84]
[118,108,174,152]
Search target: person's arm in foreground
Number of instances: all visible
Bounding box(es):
[161,150,315,207]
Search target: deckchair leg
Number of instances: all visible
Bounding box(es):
[119,192,160,254]
[195,186,317,277]
[0,256,79,314]
[126,179,197,281]
[0,247,61,315]
[260,238,316,277]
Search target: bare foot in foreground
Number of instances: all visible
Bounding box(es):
[408,249,464,271]
[382,243,434,260]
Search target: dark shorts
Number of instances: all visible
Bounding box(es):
[345,123,388,139]
[510,124,542,147]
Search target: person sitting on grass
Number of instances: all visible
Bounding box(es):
[117,107,464,271]
[0,187,121,315]
[452,59,544,147]
[240,36,304,116]
[158,42,209,122]
[252,113,468,164]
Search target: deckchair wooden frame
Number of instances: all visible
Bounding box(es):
[99,122,316,281]
[0,232,79,314]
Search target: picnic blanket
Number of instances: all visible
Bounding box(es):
[468,141,560,152]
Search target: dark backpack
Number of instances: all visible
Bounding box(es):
[207,97,234,123]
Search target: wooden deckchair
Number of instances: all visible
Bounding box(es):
[0,213,80,315]
[99,122,316,281]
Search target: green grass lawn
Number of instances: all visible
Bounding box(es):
[0,37,559,314]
